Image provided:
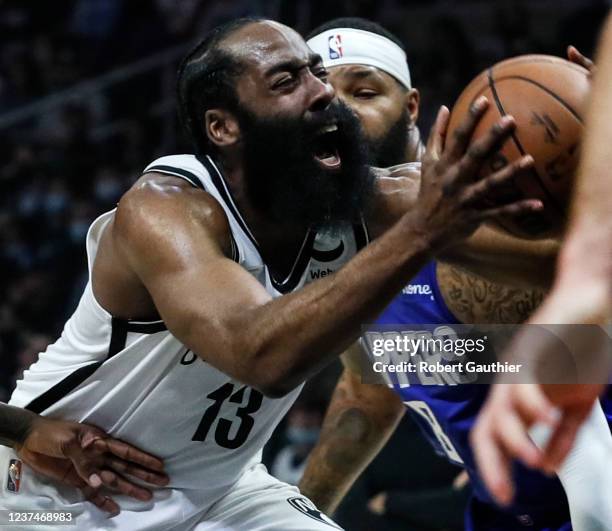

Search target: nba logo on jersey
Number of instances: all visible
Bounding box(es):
[327,35,343,59]
[7,459,22,493]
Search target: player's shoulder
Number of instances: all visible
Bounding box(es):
[115,155,231,253]
[142,154,209,184]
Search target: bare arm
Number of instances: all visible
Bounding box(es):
[472,22,612,506]
[440,225,559,290]
[114,102,535,397]
[436,262,546,324]
[298,344,404,514]
[372,164,558,291]
[0,403,38,449]
[551,40,612,316]
[114,178,435,397]
[0,403,168,514]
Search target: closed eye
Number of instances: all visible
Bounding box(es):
[313,67,329,81]
[272,75,297,89]
[354,89,379,99]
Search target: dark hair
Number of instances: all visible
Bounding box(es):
[176,17,264,155]
[306,17,405,51]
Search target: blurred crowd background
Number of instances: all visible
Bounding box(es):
[0,1,608,529]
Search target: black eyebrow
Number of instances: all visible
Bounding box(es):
[343,68,384,82]
[265,54,324,78]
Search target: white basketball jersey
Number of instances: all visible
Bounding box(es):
[8,154,368,511]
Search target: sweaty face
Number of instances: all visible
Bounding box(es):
[223,21,373,226]
[327,65,412,167]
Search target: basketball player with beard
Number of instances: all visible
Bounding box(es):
[0,17,541,530]
[300,18,611,531]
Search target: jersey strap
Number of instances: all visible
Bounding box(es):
[143,164,204,190]
[24,318,166,414]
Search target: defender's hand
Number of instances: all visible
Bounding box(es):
[15,417,169,515]
[471,299,609,507]
[414,98,541,246]
[472,381,604,506]
[471,383,559,506]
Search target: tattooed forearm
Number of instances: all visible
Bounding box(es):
[299,366,403,514]
[437,263,546,324]
[0,404,38,449]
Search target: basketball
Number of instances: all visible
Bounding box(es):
[447,55,590,238]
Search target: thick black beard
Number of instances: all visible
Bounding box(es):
[237,100,374,228]
[367,108,410,167]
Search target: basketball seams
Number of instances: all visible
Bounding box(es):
[496,56,587,71]
[491,75,583,123]
[486,68,565,216]
[461,77,525,235]
[491,55,589,78]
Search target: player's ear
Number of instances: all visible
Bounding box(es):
[205,109,241,149]
[404,88,420,125]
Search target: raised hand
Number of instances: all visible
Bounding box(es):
[471,306,610,506]
[412,96,541,246]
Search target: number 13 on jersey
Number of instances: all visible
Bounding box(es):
[192,383,264,449]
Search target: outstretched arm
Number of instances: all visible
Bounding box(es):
[298,343,404,514]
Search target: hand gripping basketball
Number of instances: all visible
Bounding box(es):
[447,54,590,238]
[413,97,541,248]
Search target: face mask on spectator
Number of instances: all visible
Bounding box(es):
[5,242,34,270]
[18,190,43,217]
[44,192,68,214]
[286,427,320,446]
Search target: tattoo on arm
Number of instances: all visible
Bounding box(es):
[0,404,38,449]
[299,369,403,513]
[437,263,546,324]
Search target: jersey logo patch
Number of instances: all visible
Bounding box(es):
[7,459,22,493]
[402,283,433,296]
[287,497,342,529]
[328,35,343,59]
[312,240,344,262]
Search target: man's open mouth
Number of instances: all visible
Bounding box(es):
[313,124,342,171]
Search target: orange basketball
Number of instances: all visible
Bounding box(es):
[447,55,590,238]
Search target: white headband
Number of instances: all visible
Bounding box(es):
[306,27,411,89]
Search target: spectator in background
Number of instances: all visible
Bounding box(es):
[13,333,53,383]
[271,401,323,486]
[494,0,543,58]
[415,14,476,132]
[333,416,469,531]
